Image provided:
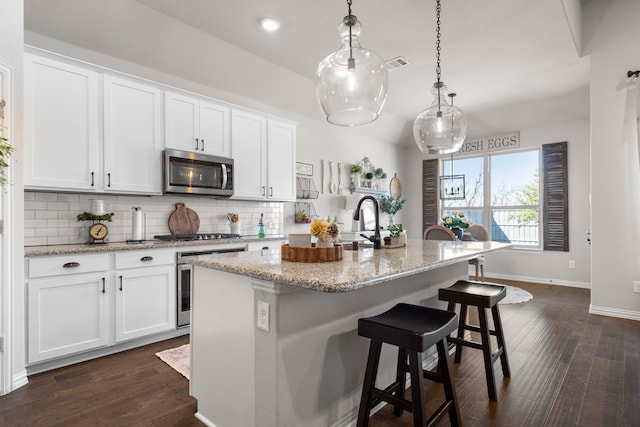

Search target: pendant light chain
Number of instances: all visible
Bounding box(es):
[347,0,355,71]
[435,0,442,111]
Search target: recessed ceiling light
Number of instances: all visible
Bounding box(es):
[259,17,281,32]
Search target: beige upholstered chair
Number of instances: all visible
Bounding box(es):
[467,224,489,281]
[423,225,457,241]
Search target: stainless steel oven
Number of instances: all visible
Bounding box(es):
[176,244,247,327]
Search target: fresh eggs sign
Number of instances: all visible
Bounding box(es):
[457,131,520,155]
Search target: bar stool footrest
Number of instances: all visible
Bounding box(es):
[448,336,484,351]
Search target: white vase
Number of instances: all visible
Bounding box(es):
[316,237,334,248]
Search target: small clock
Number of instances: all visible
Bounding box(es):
[89,222,109,242]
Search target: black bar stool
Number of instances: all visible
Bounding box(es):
[438,280,511,400]
[356,303,461,427]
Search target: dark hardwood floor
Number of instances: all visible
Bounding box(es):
[1,279,638,426]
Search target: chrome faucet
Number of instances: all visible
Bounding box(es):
[353,195,381,249]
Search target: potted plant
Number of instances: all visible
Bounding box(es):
[379,194,406,225]
[351,163,363,188]
[0,135,13,186]
[441,211,469,239]
[385,223,404,246]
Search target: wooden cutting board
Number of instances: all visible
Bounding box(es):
[168,203,200,235]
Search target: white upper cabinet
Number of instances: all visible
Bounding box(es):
[24,53,100,191]
[24,52,163,195]
[231,109,267,199]
[267,120,296,201]
[232,110,296,201]
[103,75,163,194]
[165,92,231,157]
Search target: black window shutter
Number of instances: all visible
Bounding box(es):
[422,159,439,233]
[542,141,569,251]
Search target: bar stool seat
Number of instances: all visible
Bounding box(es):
[439,280,511,400]
[357,303,461,427]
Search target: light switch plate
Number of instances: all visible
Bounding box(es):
[634,281,640,294]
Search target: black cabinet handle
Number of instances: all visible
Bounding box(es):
[91,172,95,187]
[195,138,199,150]
[261,186,265,196]
[269,187,273,197]
[107,173,111,187]
[201,139,205,151]
[140,256,153,262]
[102,277,106,294]
[119,275,123,291]
[63,262,80,268]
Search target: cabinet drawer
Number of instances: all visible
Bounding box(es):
[115,250,175,269]
[28,254,109,278]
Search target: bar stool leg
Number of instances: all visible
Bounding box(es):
[408,351,426,427]
[454,304,468,363]
[477,307,498,400]
[436,338,461,427]
[357,341,383,427]
[393,348,408,416]
[491,305,511,377]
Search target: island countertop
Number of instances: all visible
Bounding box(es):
[186,239,510,293]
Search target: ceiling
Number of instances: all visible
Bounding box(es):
[23,0,590,137]
[129,0,590,122]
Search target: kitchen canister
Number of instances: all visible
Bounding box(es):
[89,199,105,215]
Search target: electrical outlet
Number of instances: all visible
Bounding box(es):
[634,281,640,294]
[568,260,575,269]
[257,301,270,331]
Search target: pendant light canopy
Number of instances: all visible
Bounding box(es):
[315,0,388,126]
[413,0,466,154]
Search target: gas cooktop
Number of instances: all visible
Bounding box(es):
[154,233,241,241]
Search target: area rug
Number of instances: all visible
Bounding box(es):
[155,344,190,380]
[499,285,533,304]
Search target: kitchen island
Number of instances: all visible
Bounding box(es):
[187,239,510,427]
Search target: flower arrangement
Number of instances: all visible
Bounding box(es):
[441,211,469,229]
[379,194,406,215]
[310,217,339,240]
[0,135,13,186]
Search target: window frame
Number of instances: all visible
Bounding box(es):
[441,147,542,250]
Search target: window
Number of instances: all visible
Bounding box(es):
[442,149,541,248]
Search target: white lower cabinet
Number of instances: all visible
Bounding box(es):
[27,250,177,365]
[115,264,176,342]
[27,272,110,364]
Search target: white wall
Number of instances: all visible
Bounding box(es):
[584,0,640,319]
[403,89,591,288]
[0,0,26,395]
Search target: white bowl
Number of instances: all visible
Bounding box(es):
[289,233,312,248]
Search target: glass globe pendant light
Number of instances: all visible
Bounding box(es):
[315,0,388,126]
[413,0,467,154]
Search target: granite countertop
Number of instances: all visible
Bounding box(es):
[24,235,286,257]
[186,239,511,293]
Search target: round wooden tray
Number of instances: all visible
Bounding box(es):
[281,243,343,263]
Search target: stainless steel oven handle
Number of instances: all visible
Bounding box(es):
[221,163,228,189]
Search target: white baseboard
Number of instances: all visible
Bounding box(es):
[589,305,640,321]
[480,270,591,289]
[12,369,28,391]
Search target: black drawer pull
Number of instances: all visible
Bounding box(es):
[140,256,153,262]
[119,275,123,291]
[102,277,106,294]
[63,262,80,268]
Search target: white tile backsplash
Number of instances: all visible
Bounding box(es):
[25,191,285,246]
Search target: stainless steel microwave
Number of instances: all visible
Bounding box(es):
[163,149,234,197]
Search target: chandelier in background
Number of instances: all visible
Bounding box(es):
[413,0,467,154]
[315,0,388,126]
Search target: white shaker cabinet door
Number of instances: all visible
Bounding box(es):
[199,100,231,157]
[231,109,267,200]
[267,120,296,201]
[103,75,163,194]
[115,264,176,342]
[165,91,199,152]
[24,53,100,191]
[165,92,230,157]
[27,272,110,364]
